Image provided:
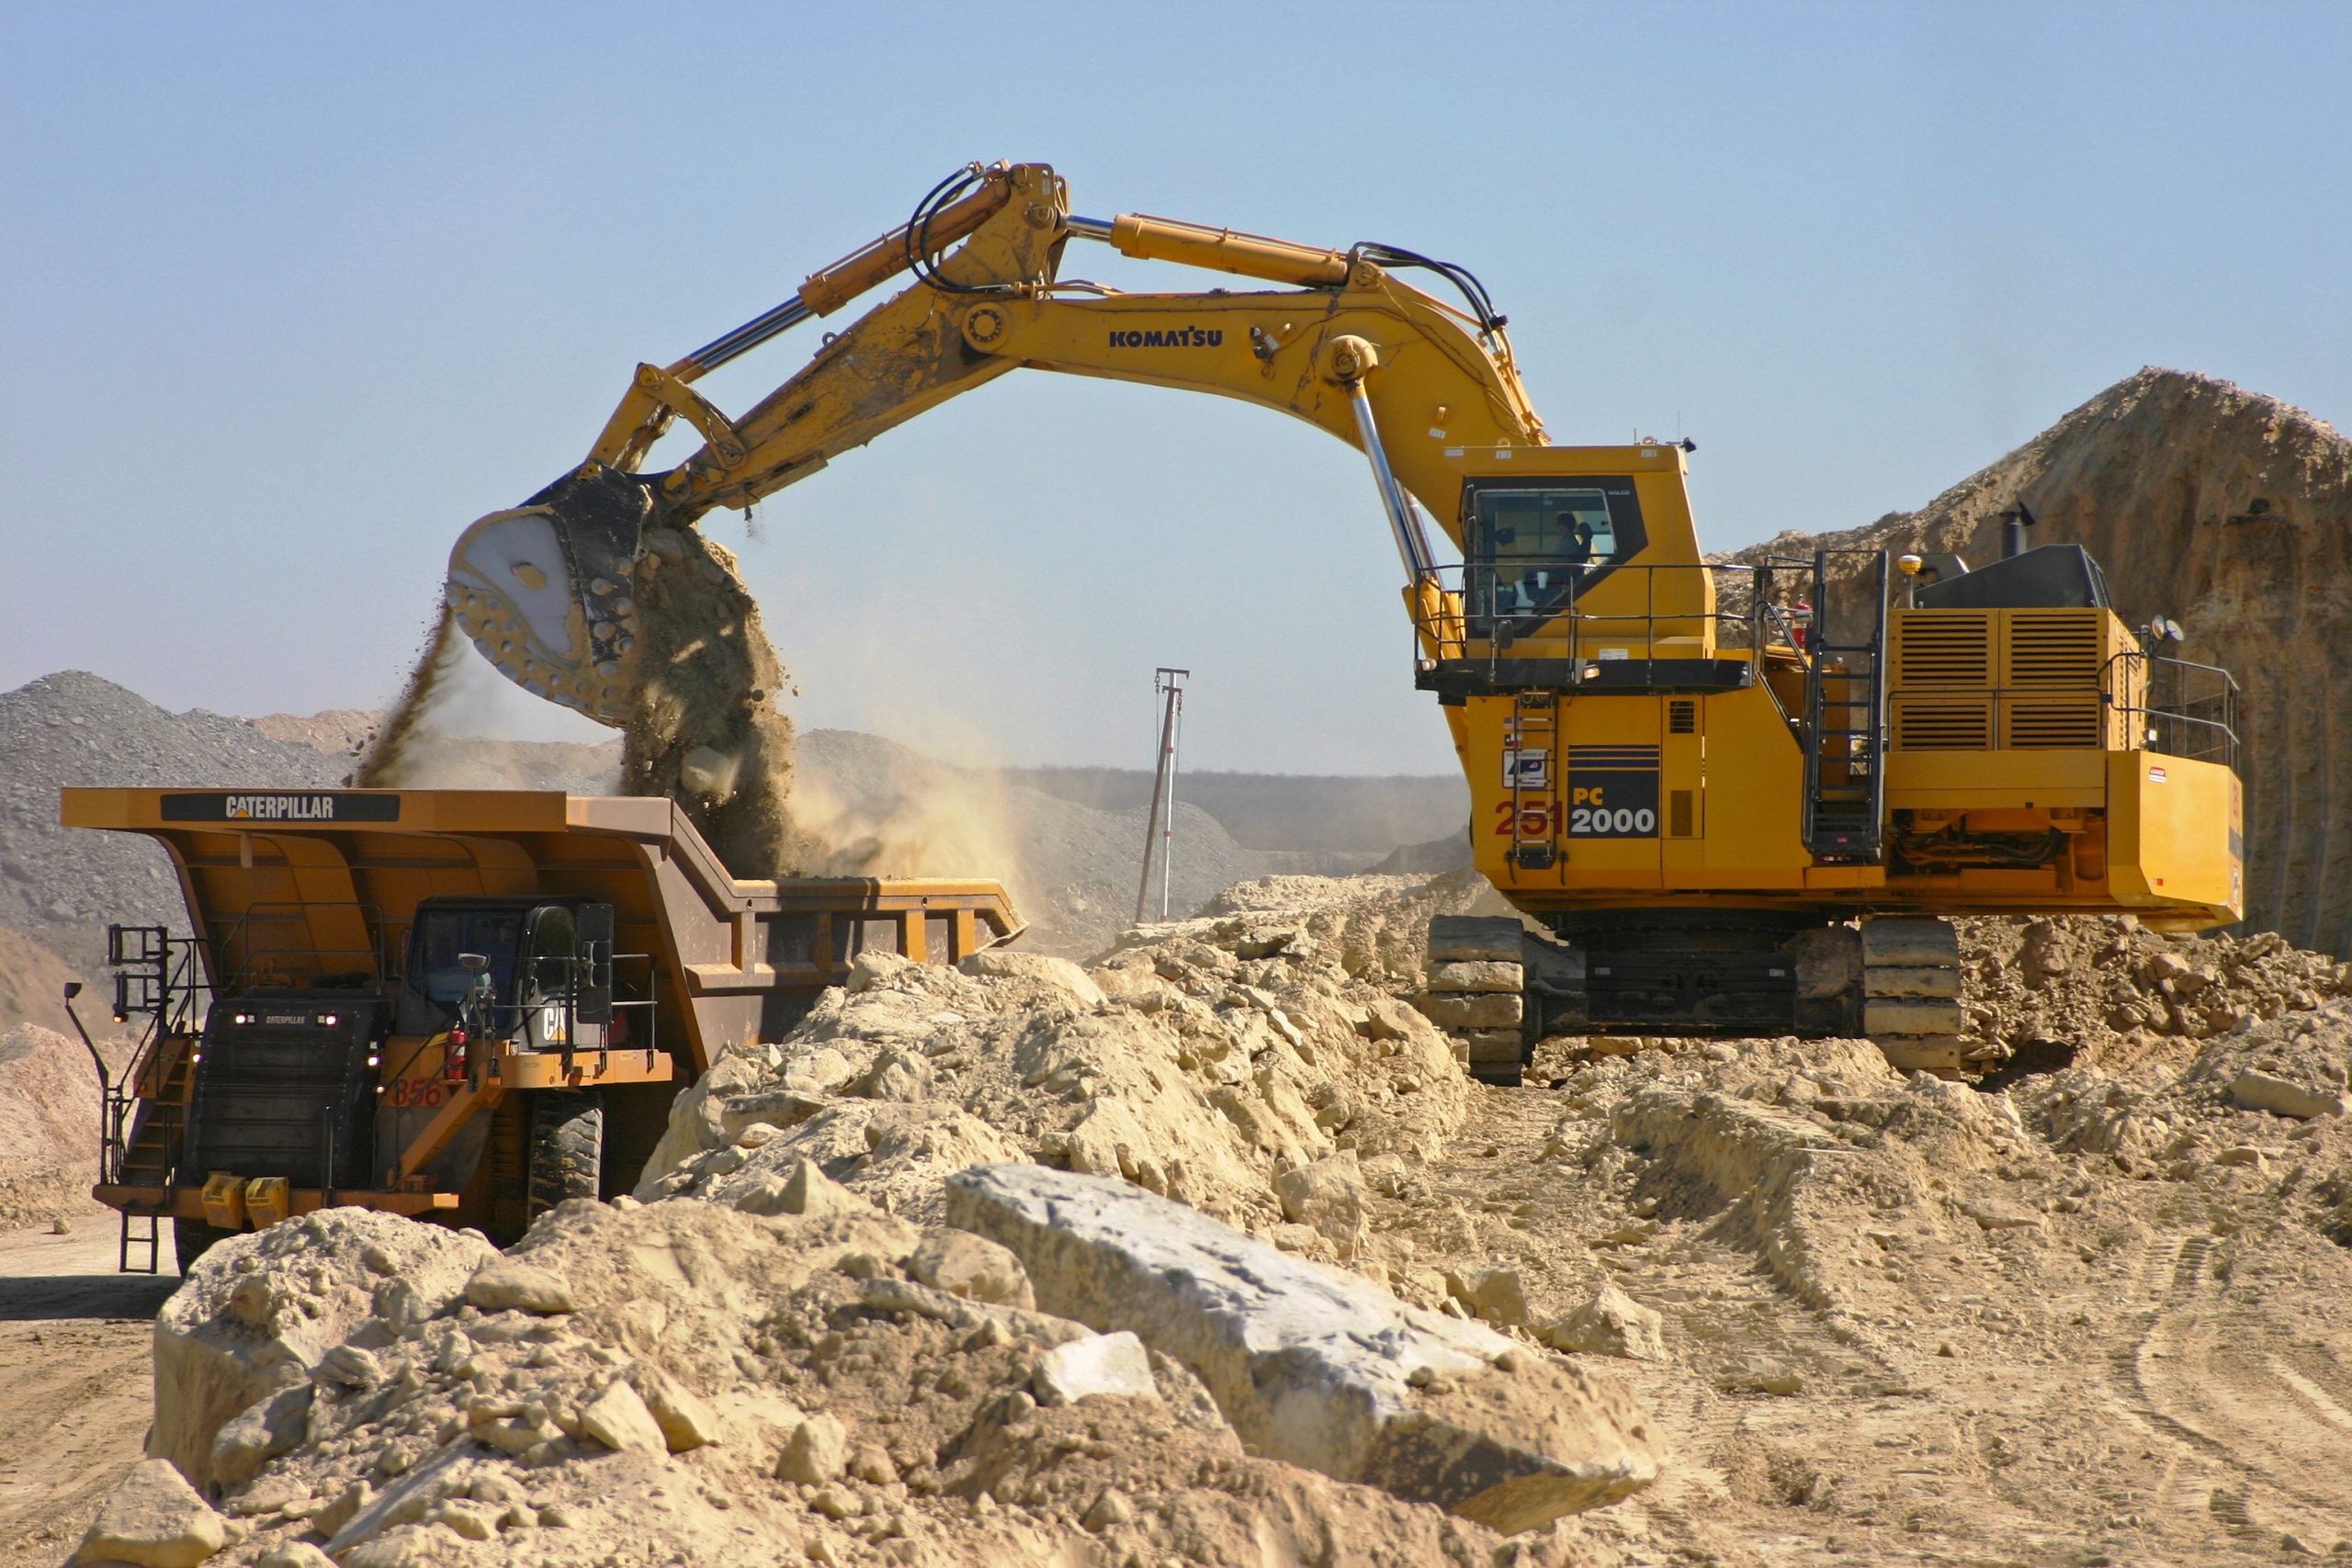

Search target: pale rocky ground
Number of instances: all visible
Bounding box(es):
[15,873,2352,1568]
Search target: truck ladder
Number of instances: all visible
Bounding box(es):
[1801,549,1889,863]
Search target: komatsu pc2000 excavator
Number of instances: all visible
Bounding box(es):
[448,160,2245,1083]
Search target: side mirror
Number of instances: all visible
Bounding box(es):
[458,953,490,975]
[575,904,615,1026]
[64,982,82,1000]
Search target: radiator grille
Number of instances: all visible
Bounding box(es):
[2007,613,2102,687]
[2001,698,2102,749]
[1894,614,1991,687]
[1894,699,1991,750]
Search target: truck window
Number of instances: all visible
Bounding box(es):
[408,909,526,1010]
[525,906,575,996]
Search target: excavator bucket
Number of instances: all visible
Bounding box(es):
[446,463,655,727]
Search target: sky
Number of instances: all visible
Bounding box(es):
[4,2,2346,774]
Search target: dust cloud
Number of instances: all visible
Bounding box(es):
[349,606,464,788]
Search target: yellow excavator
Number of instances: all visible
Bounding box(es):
[448,161,2244,1083]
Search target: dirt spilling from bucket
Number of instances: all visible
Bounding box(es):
[356,529,801,875]
[615,527,800,876]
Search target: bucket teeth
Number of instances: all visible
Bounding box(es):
[445,464,655,727]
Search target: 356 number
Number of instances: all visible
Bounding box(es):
[385,1077,445,1109]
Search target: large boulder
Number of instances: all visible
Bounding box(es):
[74,1457,228,1567]
[946,1164,1658,1532]
[152,1210,496,1488]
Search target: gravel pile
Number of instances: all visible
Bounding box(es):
[0,671,345,937]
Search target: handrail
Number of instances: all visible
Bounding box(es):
[2101,649,2240,770]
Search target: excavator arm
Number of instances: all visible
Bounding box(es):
[447,162,1553,723]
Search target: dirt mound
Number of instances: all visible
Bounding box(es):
[0,671,345,938]
[143,1186,1595,1568]
[1733,368,2352,953]
[639,872,1498,1250]
[0,923,97,1037]
[244,709,379,757]
[58,861,2352,1563]
[1004,766,1469,855]
[0,1021,123,1229]
[1951,913,2348,1071]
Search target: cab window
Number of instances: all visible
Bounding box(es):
[407,909,524,1010]
[1464,477,1647,624]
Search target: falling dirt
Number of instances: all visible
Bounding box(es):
[617,527,800,877]
[348,608,462,789]
[354,528,802,877]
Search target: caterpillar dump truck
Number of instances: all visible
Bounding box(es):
[442,160,2243,1084]
[60,787,1019,1270]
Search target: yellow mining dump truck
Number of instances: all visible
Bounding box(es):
[59,787,1019,1271]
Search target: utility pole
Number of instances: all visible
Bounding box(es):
[1134,667,1189,925]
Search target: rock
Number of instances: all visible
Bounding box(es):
[2230,1068,2348,1120]
[310,1480,372,1539]
[1274,1150,1369,1256]
[209,1383,313,1487]
[847,1444,899,1484]
[74,1458,228,1568]
[316,1344,382,1387]
[957,950,1108,1010]
[777,1413,849,1484]
[152,1210,496,1488]
[748,1154,868,1221]
[947,1164,1657,1531]
[1447,1265,1532,1328]
[578,1378,666,1454]
[257,1546,335,1568]
[465,1258,576,1314]
[906,1228,1035,1309]
[1033,1331,1161,1406]
[1542,1284,1665,1360]
[2216,1145,2268,1169]
[629,1367,719,1451]
[1716,1360,1805,1396]
[1082,1487,1136,1531]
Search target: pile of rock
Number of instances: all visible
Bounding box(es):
[1956,914,2348,1065]
[84,1165,1657,1568]
[637,874,1493,1259]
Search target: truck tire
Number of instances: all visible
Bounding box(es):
[526,1090,604,1219]
[174,1217,233,1274]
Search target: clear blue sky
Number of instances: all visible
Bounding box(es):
[5,2,2345,773]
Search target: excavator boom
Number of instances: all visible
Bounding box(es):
[447,162,1549,721]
